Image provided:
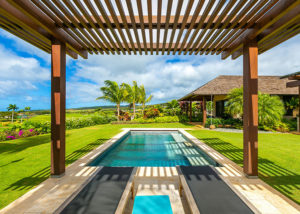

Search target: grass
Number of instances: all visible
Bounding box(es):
[28,113,99,122]
[187,130,300,204]
[0,122,192,209]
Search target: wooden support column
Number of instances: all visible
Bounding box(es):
[51,40,66,176]
[203,97,207,126]
[185,102,188,115]
[243,41,258,177]
[298,86,300,132]
[189,101,192,122]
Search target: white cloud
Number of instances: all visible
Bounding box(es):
[67,35,299,106]
[25,96,33,101]
[0,44,50,97]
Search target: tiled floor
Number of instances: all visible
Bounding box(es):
[0,128,299,214]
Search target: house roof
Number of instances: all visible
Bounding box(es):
[179,75,299,101]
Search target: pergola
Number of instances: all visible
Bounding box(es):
[0,0,299,177]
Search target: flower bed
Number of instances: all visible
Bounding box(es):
[0,115,116,142]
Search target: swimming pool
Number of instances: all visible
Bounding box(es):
[89,131,219,167]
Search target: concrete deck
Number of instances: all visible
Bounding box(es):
[0,128,299,214]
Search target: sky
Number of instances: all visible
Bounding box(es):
[0,28,299,111]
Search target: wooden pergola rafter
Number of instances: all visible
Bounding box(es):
[0,0,299,177]
[0,0,299,58]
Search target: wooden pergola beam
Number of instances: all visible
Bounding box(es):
[58,15,249,30]
[286,80,300,88]
[5,0,87,58]
[222,0,299,60]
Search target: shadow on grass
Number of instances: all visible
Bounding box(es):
[4,138,108,191]
[0,134,51,154]
[200,137,300,204]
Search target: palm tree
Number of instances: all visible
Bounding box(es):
[139,84,153,115]
[225,87,243,117]
[259,93,285,126]
[225,87,285,126]
[122,81,140,118]
[7,104,19,123]
[285,97,299,110]
[166,100,180,116]
[24,106,31,120]
[96,80,126,121]
[19,109,25,123]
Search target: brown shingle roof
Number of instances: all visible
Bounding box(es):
[179,75,298,101]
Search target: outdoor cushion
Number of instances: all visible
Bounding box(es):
[180,166,254,214]
[60,167,134,214]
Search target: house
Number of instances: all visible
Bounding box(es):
[179,75,299,118]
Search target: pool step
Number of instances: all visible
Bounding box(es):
[171,133,194,148]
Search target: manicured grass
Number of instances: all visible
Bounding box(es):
[0,123,192,209]
[28,113,98,122]
[187,130,300,204]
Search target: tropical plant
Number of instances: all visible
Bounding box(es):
[225,87,243,117]
[285,97,299,110]
[122,81,140,118]
[24,106,31,120]
[259,93,285,126]
[139,84,153,115]
[18,109,25,123]
[96,80,126,121]
[166,100,180,116]
[7,104,18,123]
[225,87,285,127]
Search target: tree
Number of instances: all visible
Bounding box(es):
[285,97,299,110]
[259,93,285,126]
[122,81,140,118]
[96,80,126,121]
[225,87,285,126]
[139,84,153,115]
[7,104,19,123]
[24,106,31,120]
[19,109,25,123]
[166,100,180,116]
[225,87,243,117]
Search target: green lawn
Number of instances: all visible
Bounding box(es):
[187,130,300,204]
[28,113,99,122]
[0,123,192,209]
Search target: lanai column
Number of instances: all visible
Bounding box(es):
[51,40,66,176]
[202,97,207,126]
[243,41,258,177]
[189,101,192,122]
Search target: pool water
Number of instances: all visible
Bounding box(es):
[89,131,218,167]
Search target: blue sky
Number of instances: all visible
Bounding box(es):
[0,29,299,111]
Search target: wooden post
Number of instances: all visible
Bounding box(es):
[298,86,300,132]
[243,41,258,177]
[185,102,188,115]
[51,40,66,176]
[203,97,207,126]
[189,101,192,122]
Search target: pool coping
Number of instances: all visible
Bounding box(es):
[0,128,299,214]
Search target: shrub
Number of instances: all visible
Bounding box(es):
[0,115,116,142]
[144,108,160,118]
[133,116,180,123]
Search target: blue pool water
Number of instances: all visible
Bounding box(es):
[132,195,173,214]
[89,131,218,167]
